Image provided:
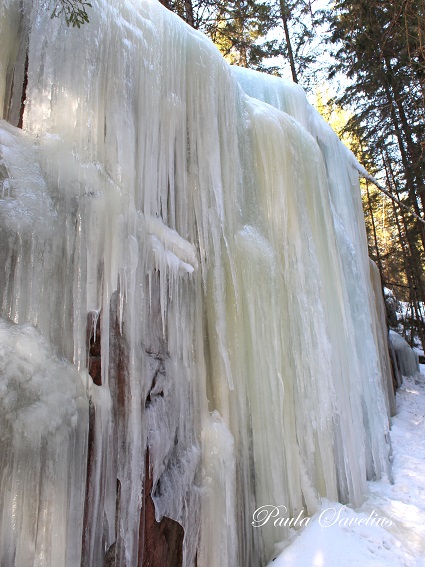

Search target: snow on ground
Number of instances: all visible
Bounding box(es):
[267,368,425,567]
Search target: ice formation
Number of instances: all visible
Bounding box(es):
[389,331,420,379]
[0,319,89,566]
[0,0,394,565]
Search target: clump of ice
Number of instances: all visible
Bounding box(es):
[0,318,87,440]
[0,318,89,567]
[390,330,419,378]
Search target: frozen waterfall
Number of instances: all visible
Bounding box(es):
[0,0,394,565]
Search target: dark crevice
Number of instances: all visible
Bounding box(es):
[81,398,96,565]
[17,49,29,129]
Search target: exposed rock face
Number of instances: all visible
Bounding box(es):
[139,450,184,567]
[369,260,397,415]
[83,298,184,567]
[384,288,399,329]
[81,399,97,566]
[87,311,102,386]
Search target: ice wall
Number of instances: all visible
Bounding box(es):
[0,0,393,566]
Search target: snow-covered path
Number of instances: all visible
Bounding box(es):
[268,370,425,567]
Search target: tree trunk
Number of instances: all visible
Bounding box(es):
[279,0,298,83]
[184,0,195,28]
[365,179,385,282]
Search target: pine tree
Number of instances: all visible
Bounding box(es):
[325,0,425,341]
[51,0,92,27]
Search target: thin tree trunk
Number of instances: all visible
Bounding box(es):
[385,152,424,295]
[184,0,195,28]
[382,78,425,253]
[365,179,385,282]
[384,56,425,216]
[279,0,298,83]
[385,154,425,346]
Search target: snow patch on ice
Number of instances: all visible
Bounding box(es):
[0,317,88,441]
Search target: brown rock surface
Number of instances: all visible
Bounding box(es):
[139,449,184,567]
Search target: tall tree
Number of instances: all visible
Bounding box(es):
[278,0,298,82]
[326,0,425,313]
[51,0,92,27]
[327,0,425,213]
[159,0,280,69]
[208,0,279,68]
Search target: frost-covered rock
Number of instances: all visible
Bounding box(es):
[384,287,399,328]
